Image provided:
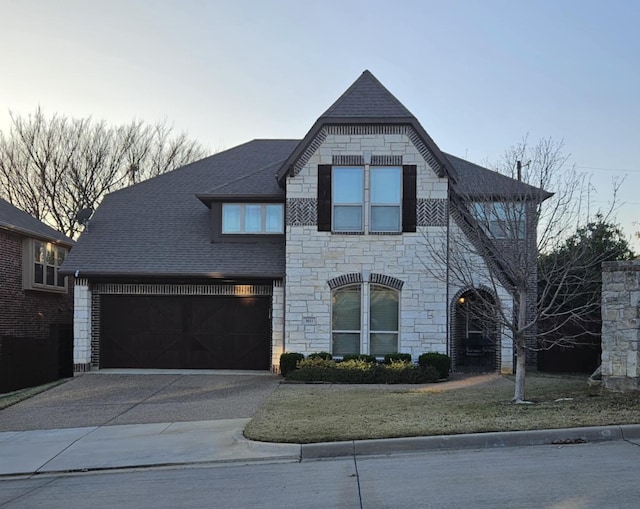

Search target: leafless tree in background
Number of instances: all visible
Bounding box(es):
[425,137,625,403]
[0,107,208,238]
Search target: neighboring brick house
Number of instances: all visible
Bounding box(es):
[62,71,550,373]
[0,198,74,340]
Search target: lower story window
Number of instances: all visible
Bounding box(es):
[332,283,399,356]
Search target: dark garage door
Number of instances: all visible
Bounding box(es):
[100,295,271,370]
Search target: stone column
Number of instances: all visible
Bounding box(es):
[73,278,92,372]
[601,261,640,392]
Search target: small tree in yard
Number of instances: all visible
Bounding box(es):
[424,137,625,403]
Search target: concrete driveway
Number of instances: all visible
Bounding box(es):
[0,371,280,432]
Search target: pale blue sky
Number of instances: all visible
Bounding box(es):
[2,0,639,248]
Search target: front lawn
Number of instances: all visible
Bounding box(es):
[244,373,640,443]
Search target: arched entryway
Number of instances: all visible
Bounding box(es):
[452,288,500,372]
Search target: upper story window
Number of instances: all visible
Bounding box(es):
[326,165,409,234]
[222,203,284,234]
[23,239,68,292]
[332,167,364,232]
[471,202,525,239]
[370,167,401,232]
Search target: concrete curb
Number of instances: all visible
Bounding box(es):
[300,424,640,460]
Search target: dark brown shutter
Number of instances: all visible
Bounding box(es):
[317,165,332,231]
[402,165,417,232]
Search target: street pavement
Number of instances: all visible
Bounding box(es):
[1,371,640,478]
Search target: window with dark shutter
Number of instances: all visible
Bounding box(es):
[402,165,417,232]
[317,165,332,231]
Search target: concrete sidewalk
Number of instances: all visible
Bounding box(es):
[0,418,300,476]
[2,419,640,477]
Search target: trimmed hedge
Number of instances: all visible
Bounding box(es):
[285,358,440,384]
[418,352,451,379]
[383,352,412,364]
[279,352,304,377]
[341,354,377,363]
[307,351,333,360]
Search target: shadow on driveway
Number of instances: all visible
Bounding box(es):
[0,371,281,432]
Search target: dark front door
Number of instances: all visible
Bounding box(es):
[100,295,271,370]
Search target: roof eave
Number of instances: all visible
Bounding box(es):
[59,269,285,279]
[276,116,459,184]
[196,193,285,207]
[0,223,75,247]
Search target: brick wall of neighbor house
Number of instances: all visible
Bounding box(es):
[284,127,513,370]
[0,230,73,340]
[601,260,640,392]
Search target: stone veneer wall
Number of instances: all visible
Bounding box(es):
[601,260,640,391]
[284,127,513,368]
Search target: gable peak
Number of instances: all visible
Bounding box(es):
[320,70,415,120]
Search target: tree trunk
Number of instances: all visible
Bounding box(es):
[513,337,527,403]
[513,288,529,403]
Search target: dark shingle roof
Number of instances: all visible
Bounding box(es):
[277,70,459,183]
[320,70,414,119]
[0,198,74,246]
[61,139,298,278]
[446,153,553,201]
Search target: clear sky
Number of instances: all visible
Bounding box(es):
[2,0,639,249]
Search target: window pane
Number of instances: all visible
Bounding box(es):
[265,204,283,233]
[245,205,262,232]
[56,248,66,266]
[333,167,363,204]
[332,286,361,331]
[370,333,398,355]
[46,244,55,265]
[34,241,44,263]
[46,266,55,286]
[333,333,360,356]
[371,167,401,204]
[34,264,44,284]
[371,206,400,232]
[56,272,65,287]
[370,286,398,331]
[222,204,242,232]
[333,205,362,231]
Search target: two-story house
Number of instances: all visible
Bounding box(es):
[62,71,550,374]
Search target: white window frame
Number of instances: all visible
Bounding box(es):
[22,239,68,293]
[370,166,402,233]
[331,165,402,234]
[222,203,284,234]
[332,166,364,233]
[331,282,400,357]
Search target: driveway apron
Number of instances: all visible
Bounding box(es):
[0,372,280,432]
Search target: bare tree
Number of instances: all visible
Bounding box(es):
[0,107,208,238]
[424,137,622,403]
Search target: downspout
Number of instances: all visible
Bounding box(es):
[445,187,451,360]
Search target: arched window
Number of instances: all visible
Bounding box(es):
[370,285,399,355]
[331,282,400,357]
[332,285,361,356]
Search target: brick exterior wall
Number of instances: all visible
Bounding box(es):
[0,230,73,340]
[283,127,514,370]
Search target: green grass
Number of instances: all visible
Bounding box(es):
[244,373,640,443]
[0,379,69,410]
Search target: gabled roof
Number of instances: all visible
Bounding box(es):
[0,198,74,246]
[320,70,414,118]
[446,153,553,201]
[276,70,459,184]
[60,140,298,278]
